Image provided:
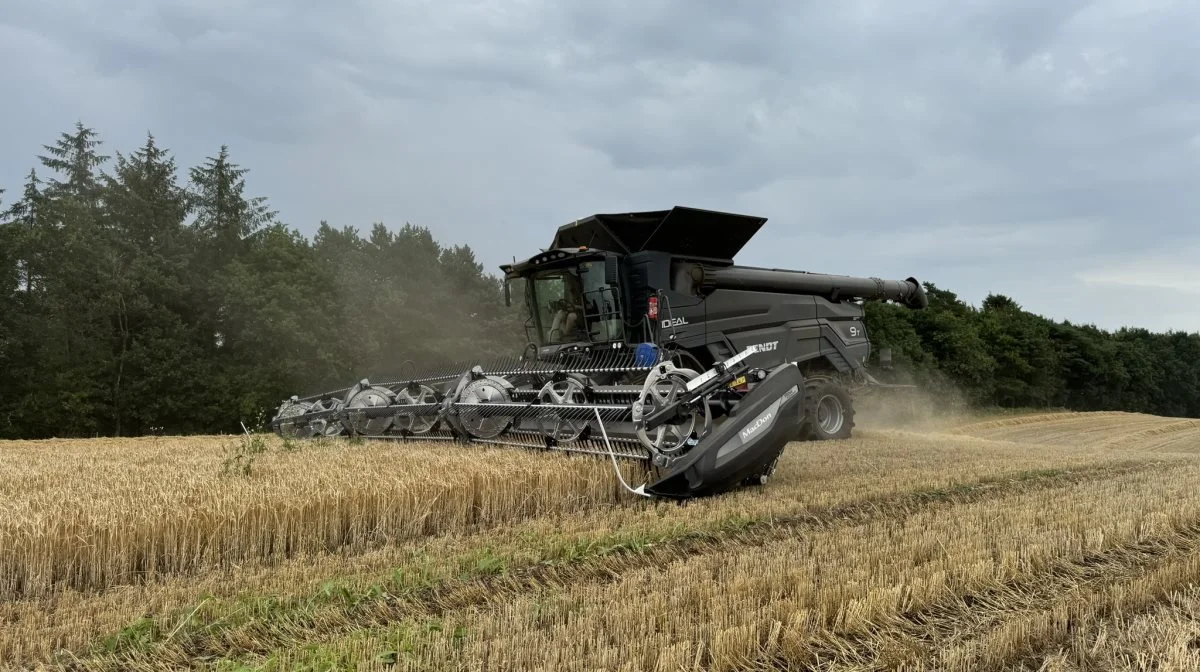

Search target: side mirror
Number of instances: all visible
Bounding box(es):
[503,280,511,307]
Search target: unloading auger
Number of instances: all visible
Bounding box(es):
[270,205,927,499]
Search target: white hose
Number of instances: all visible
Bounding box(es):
[594,406,651,498]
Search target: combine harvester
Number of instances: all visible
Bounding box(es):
[270,207,927,499]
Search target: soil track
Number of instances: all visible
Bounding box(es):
[4,409,1200,671]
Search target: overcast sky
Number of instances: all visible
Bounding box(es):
[3,0,1199,333]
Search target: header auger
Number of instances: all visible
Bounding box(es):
[269,206,927,499]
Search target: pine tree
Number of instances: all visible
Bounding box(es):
[100,133,199,434]
[186,145,277,374]
[37,121,108,206]
[188,145,276,259]
[0,169,45,292]
[8,124,114,436]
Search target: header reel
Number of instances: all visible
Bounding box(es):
[270,344,804,499]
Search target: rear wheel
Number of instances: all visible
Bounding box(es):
[798,379,855,441]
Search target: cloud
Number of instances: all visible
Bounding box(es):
[1078,246,1200,296]
[2,0,1199,333]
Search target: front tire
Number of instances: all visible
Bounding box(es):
[798,380,855,441]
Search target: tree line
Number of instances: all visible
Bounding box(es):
[0,123,525,439]
[2,123,1197,439]
[864,288,1200,418]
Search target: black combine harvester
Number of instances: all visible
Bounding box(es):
[270,207,927,499]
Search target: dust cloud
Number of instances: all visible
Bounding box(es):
[851,381,980,433]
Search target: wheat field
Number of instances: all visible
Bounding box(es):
[3,405,1200,671]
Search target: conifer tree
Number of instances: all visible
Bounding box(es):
[188,144,276,260]
[100,133,200,434]
[37,121,108,204]
[8,124,114,436]
[0,169,45,292]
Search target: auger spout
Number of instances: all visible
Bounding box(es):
[694,265,928,309]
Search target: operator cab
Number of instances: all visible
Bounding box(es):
[501,248,628,354]
[526,260,624,345]
[498,206,768,358]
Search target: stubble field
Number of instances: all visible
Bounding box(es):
[4,403,1200,671]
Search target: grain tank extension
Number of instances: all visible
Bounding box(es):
[269,206,926,499]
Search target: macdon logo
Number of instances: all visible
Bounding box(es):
[662,316,688,328]
[740,410,774,441]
